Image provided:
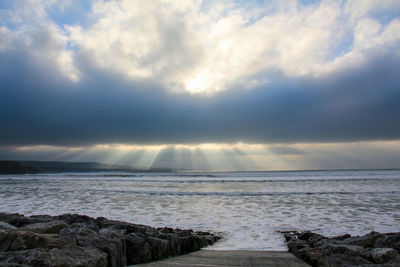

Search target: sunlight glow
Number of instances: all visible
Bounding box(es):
[93,144,166,151]
[185,74,213,93]
[9,141,400,171]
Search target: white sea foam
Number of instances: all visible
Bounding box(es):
[0,170,399,250]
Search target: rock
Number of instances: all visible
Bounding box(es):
[58,223,99,239]
[195,231,221,246]
[59,223,127,267]
[56,214,96,225]
[286,240,324,266]
[2,231,75,251]
[20,220,67,234]
[0,247,107,267]
[48,247,108,267]
[374,233,400,252]
[152,231,180,256]
[332,234,351,241]
[0,248,49,266]
[322,243,364,255]
[99,227,126,236]
[0,263,30,267]
[178,235,204,254]
[322,253,371,266]
[0,212,220,266]
[125,233,153,264]
[149,237,169,261]
[0,213,53,228]
[96,217,152,234]
[124,233,170,264]
[0,222,17,231]
[284,231,400,266]
[342,231,381,248]
[369,248,400,264]
[27,215,53,222]
[159,227,174,233]
[0,213,24,226]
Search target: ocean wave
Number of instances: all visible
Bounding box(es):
[106,177,400,183]
[1,177,399,183]
[80,189,400,197]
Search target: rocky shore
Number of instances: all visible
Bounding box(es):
[283,231,400,266]
[0,212,220,266]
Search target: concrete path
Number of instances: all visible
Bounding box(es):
[135,250,310,267]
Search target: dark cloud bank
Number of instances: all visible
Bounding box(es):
[1,49,400,147]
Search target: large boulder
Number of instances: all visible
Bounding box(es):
[1,231,75,251]
[0,247,107,267]
[374,233,400,252]
[0,212,220,266]
[20,220,68,234]
[56,214,98,228]
[0,213,53,228]
[48,247,108,267]
[59,223,126,267]
[96,217,152,234]
[284,231,400,266]
[0,222,17,231]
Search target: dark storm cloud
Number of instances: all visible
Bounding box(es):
[268,147,305,155]
[1,48,400,147]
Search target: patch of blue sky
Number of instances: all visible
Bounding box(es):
[0,1,91,31]
[198,1,269,27]
[295,0,322,11]
[199,0,234,19]
[65,40,79,51]
[238,0,322,27]
[297,0,321,5]
[47,1,92,28]
[369,9,400,26]
[331,34,354,60]
[0,0,13,9]
[198,0,322,25]
[0,1,17,30]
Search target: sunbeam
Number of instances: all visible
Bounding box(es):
[3,141,400,171]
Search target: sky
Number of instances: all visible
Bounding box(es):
[0,0,400,171]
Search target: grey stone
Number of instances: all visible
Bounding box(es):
[342,231,381,248]
[60,223,126,267]
[374,233,400,252]
[0,222,17,231]
[2,230,75,251]
[47,247,108,267]
[369,248,400,264]
[0,247,107,267]
[0,248,49,266]
[284,231,400,266]
[56,214,97,226]
[20,220,68,234]
[0,213,220,266]
[0,213,53,227]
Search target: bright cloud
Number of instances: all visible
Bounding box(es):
[1,0,399,93]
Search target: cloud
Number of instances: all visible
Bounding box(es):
[0,47,399,146]
[268,146,305,155]
[62,0,400,93]
[0,0,399,148]
[3,0,399,93]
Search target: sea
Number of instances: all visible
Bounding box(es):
[0,169,399,250]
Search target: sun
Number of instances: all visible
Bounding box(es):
[185,75,212,93]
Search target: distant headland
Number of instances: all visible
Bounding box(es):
[0,160,174,174]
